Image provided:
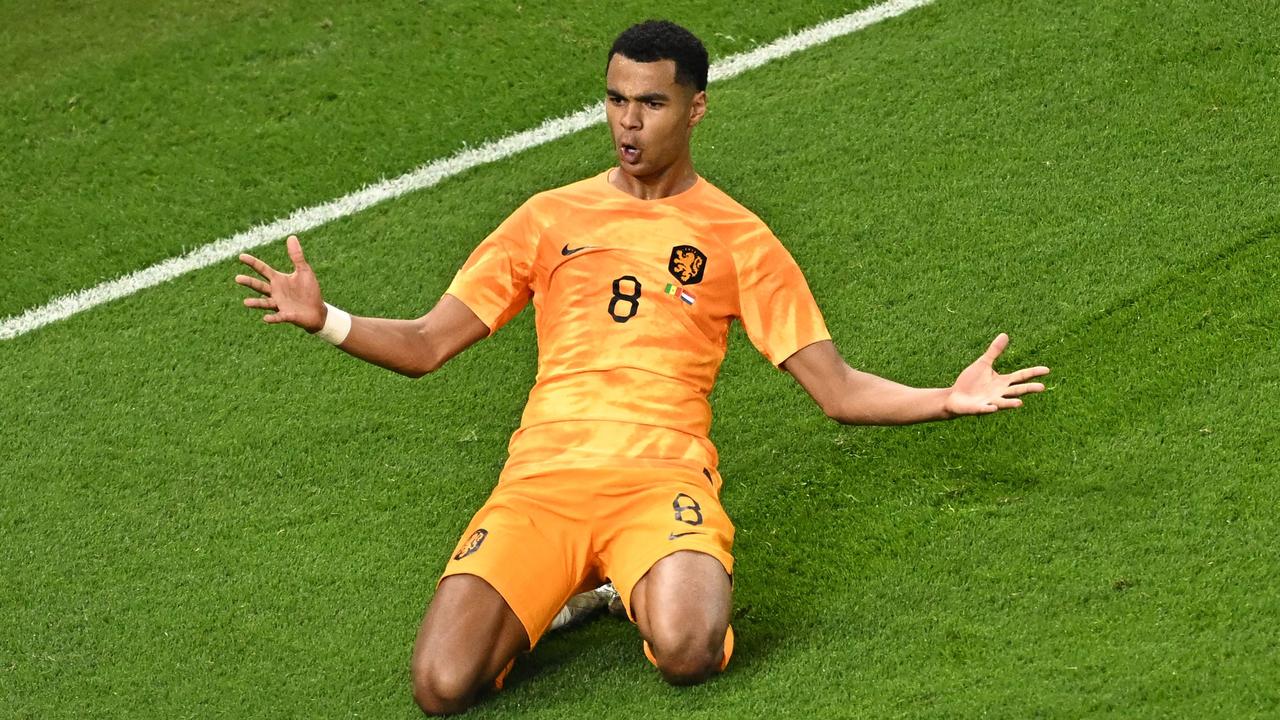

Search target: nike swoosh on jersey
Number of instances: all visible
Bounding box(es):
[561,243,594,255]
[668,530,705,540]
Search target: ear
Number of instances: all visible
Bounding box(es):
[688,90,707,128]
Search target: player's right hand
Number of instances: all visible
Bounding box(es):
[236,235,326,333]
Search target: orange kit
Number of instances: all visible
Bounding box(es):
[440,170,830,647]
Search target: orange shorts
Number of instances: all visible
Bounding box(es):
[440,465,735,647]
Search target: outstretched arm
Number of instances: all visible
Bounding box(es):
[781,335,1050,425]
[236,235,489,378]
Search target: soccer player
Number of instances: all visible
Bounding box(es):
[236,20,1049,716]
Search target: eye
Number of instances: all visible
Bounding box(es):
[646,100,663,109]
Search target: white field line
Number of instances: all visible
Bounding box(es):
[0,0,936,341]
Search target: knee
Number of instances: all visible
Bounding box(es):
[650,635,724,686]
[411,660,477,716]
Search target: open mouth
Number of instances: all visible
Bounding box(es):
[620,143,640,163]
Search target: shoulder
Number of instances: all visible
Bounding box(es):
[488,173,608,245]
[521,171,611,222]
[696,178,786,256]
[696,178,765,223]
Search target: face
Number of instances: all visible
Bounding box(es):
[605,54,707,178]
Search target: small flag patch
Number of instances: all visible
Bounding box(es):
[679,291,696,305]
[664,283,678,296]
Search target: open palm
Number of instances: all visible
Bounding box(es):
[235,235,326,332]
[944,333,1050,416]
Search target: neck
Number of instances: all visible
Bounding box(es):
[610,154,698,200]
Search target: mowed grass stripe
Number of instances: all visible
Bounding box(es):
[0,0,933,341]
[0,0,892,321]
[830,228,1280,718]
[3,0,1278,717]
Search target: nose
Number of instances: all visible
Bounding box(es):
[620,101,642,130]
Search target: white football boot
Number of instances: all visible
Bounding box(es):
[548,583,622,631]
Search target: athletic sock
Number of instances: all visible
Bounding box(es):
[492,657,516,691]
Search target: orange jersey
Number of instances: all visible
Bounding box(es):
[445,169,830,477]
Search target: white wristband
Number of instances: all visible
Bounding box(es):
[315,303,352,345]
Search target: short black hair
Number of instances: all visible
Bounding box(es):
[608,20,709,92]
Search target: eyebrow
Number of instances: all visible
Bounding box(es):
[606,87,672,103]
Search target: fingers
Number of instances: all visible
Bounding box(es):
[286,235,308,268]
[980,333,1009,365]
[235,274,271,296]
[243,297,277,310]
[965,397,1021,415]
[239,253,277,279]
[1007,366,1051,384]
[1000,366,1051,399]
[1003,382,1046,398]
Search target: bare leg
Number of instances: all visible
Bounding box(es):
[410,574,529,716]
[629,550,732,686]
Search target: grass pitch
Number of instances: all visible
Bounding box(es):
[2,1,1278,718]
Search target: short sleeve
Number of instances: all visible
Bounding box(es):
[734,228,831,366]
[445,200,540,334]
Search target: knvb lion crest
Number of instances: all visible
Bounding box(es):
[452,528,488,560]
[668,245,707,285]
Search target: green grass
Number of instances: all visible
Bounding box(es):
[0,0,870,318]
[3,0,1280,717]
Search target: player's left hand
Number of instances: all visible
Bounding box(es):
[944,333,1050,416]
